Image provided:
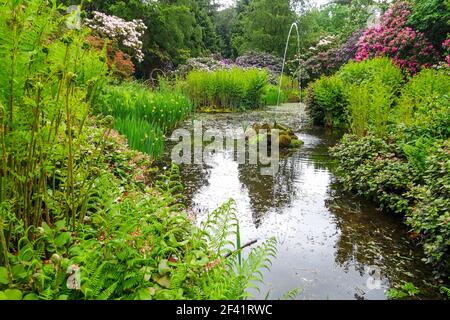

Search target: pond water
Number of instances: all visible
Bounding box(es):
[159,103,440,300]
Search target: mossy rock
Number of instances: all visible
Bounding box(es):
[277,134,292,148]
[289,138,304,148]
[274,123,293,135]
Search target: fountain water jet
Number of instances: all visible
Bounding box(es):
[277,22,301,109]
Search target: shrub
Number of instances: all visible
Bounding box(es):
[184,68,268,110]
[346,79,396,137]
[173,55,234,78]
[395,68,450,125]
[407,0,450,54]
[335,29,365,66]
[355,1,438,73]
[406,140,450,273]
[235,51,282,76]
[337,57,404,91]
[305,75,346,127]
[331,134,417,215]
[85,11,147,62]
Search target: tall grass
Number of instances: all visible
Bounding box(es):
[94,82,192,158]
[262,85,287,106]
[184,68,268,110]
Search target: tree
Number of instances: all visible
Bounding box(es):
[232,0,297,57]
[215,7,238,58]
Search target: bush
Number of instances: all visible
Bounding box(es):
[355,1,438,73]
[305,75,346,127]
[395,68,450,126]
[337,57,404,92]
[330,134,417,215]
[346,79,396,137]
[406,140,450,273]
[184,68,268,110]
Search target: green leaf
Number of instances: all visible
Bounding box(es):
[155,275,171,289]
[2,289,23,300]
[138,288,152,300]
[0,267,9,285]
[55,220,66,231]
[42,222,53,237]
[23,293,39,300]
[55,232,72,247]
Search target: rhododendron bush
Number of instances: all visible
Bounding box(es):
[443,38,450,67]
[355,1,438,73]
[86,11,147,63]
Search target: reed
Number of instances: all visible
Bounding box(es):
[94,81,192,158]
[184,68,269,110]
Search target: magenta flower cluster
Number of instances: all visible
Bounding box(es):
[355,1,438,73]
[443,38,450,67]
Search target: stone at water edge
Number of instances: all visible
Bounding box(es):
[289,138,304,148]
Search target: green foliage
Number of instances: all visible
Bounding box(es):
[337,57,404,93]
[408,0,450,53]
[306,57,404,132]
[305,75,346,127]
[232,0,296,57]
[386,282,420,299]
[262,85,287,106]
[94,81,192,158]
[184,68,269,110]
[395,68,450,126]
[0,0,278,301]
[406,140,450,273]
[0,0,108,234]
[330,134,417,215]
[346,79,395,137]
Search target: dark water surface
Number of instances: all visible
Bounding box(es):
[160,104,440,300]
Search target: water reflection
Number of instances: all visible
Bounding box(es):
[161,104,440,299]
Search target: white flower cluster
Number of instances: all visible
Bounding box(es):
[86,11,147,62]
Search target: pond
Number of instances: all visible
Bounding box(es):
[159,103,440,300]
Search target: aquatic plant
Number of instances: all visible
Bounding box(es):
[93,81,192,158]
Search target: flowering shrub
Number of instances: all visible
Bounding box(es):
[443,37,450,66]
[86,35,135,79]
[235,51,282,74]
[235,51,283,82]
[86,11,147,63]
[355,1,438,73]
[174,56,233,77]
[335,29,364,66]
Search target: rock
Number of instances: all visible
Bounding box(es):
[277,134,292,148]
[289,138,304,148]
[274,123,293,135]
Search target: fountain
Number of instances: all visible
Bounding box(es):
[252,22,303,150]
[277,22,301,108]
